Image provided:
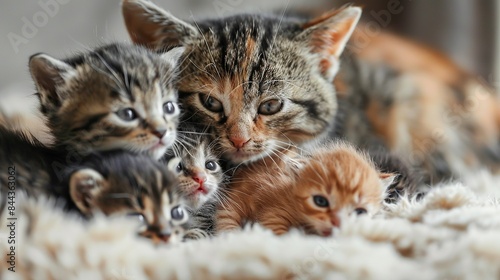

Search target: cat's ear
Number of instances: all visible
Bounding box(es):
[29,53,77,107]
[160,47,186,67]
[69,169,106,215]
[121,0,199,50]
[300,6,361,81]
[379,173,397,192]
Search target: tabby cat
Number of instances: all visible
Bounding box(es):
[122,0,500,184]
[28,43,183,160]
[0,127,189,243]
[164,124,226,237]
[122,0,360,162]
[216,142,394,236]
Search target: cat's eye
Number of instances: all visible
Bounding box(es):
[313,195,329,208]
[205,160,218,171]
[199,94,223,113]
[354,208,367,215]
[258,99,283,115]
[127,212,145,223]
[176,162,183,173]
[163,101,176,115]
[171,206,185,220]
[116,108,137,121]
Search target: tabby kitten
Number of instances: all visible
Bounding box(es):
[216,142,394,236]
[165,125,224,209]
[29,43,183,159]
[122,0,361,163]
[164,124,226,237]
[0,127,188,243]
[122,0,500,183]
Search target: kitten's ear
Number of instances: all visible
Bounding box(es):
[121,0,199,50]
[300,6,361,81]
[69,169,106,215]
[160,47,186,67]
[29,53,77,107]
[379,173,397,192]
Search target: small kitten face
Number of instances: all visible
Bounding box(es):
[29,44,184,159]
[122,1,361,163]
[68,152,189,244]
[166,127,224,210]
[293,146,392,236]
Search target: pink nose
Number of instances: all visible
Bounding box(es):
[192,173,206,185]
[229,137,250,149]
[330,214,341,228]
[152,129,166,139]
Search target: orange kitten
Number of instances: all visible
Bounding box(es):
[216,143,394,236]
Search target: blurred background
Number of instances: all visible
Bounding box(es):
[0,0,498,100]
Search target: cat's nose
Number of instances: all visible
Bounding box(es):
[149,230,171,244]
[229,137,250,149]
[152,129,167,139]
[330,214,341,227]
[140,228,171,244]
[192,172,207,185]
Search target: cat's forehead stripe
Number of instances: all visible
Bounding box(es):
[210,19,274,87]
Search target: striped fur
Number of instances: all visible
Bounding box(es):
[0,128,189,244]
[333,56,500,184]
[29,43,183,160]
[123,0,361,164]
[164,124,227,237]
[216,142,392,236]
[122,1,500,184]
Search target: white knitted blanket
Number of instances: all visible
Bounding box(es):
[1,170,499,280]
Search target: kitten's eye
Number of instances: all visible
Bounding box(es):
[199,94,223,113]
[127,212,145,223]
[116,108,137,121]
[176,162,183,173]
[163,101,176,115]
[171,206,185,220]
[354,208,367,216]
[313,195,329,208]
[258,99,283,115]
[205,160,218,171]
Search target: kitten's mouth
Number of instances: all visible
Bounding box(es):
[321,229,333,237]
[147,142,168,160]
[150,141,165,149]
[190,184,208,196]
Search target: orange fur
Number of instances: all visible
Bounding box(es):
[217,143,391,236]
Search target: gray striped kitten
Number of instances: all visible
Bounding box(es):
[0,126,189,244]
[164,125,226,237]
[29,43,184,159]
[122,0,361,164]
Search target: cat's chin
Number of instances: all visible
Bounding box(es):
[185,185,214,209]
[224,150,268,164]
[149,144,168,160]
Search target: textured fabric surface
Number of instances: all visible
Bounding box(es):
[1,172,499,280]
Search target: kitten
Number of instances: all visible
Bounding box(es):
[216,142,394,236]
[28,43,184,159]
[164,124,226,237]
[122,0,500,184]
[0,127,189,244]
[122,0,361,164]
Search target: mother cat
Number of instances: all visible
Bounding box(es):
[122,0,500,183]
